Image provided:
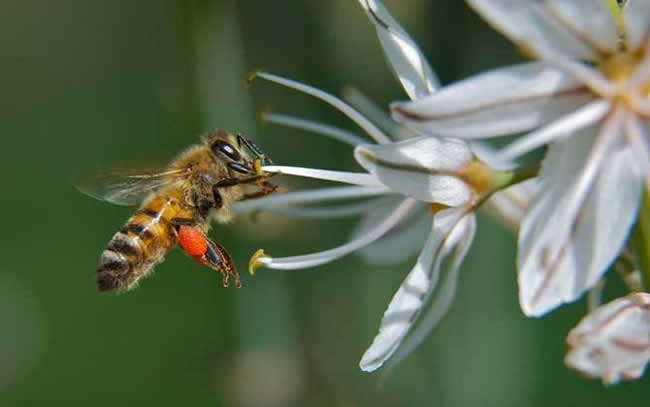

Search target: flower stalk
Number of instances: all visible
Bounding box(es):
[632,188,650,291]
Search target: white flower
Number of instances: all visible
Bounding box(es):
[240,0,532,375]
[391,0,648,317]
[565,292,650,385]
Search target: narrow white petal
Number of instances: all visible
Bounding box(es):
[262,112,368,147]
[533,45,615,97]
[261,198,418,269]
[623,114,650,189]
[466,0,599,60]
[379,214,476,377]
[232,185,390,212]
[255,72,390,144]
[518,117,640,317]
[544,0,618,53]
[359,207,469,372]
[351,198,431,265]
[358,0,439,99]
[583,145,642,292]
[357,135,473,170]
[261,165,384,187]
[355,137,473,205]
[392,62,581,118]
[495,99,610,162]
[622,0,650,51]
[566,293,650,385]
[391,62,591,139]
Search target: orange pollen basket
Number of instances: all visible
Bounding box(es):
[178,225,208,256]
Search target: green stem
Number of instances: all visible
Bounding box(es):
[605,0,624,31]
[510,163,541,185]
[632,188,650,291]
[492,162,541,191]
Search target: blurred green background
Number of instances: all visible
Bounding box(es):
[0,0,647,405]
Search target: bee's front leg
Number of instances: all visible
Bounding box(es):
[240,181,279,200]
[175,224,241,288]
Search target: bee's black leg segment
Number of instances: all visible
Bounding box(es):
[214,175,264,188]
[212,185,224,209]
[204,238,241,288]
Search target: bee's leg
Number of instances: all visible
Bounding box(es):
[213,174,266,188]
[175,224,241,288]
[240,181,279,200]
[204,238,241,288]
[236,134,273,165]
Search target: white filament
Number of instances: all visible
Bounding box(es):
[262,112,367,147]
[259,198,418,269]
[256,72,391,144]
[262,165,385,187]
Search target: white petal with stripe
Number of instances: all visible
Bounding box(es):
[360,207,470,371]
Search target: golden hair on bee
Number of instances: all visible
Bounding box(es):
[78,129,276,293]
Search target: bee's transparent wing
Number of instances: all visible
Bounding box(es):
[75,167,188,206]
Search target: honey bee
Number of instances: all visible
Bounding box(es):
[77,130,277,293]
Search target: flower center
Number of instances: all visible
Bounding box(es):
[598,48,650,107]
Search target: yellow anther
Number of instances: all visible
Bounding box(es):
[248,249,270,276]
[253,158,264,175]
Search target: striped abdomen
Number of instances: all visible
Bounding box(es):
[97,194,194,292]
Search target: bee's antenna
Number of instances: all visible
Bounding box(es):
[239,135,273,165]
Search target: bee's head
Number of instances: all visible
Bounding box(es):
[206,130,273,176]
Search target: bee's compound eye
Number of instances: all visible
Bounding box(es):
[211,140,241,162]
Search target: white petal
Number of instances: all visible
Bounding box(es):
[359,207,469,371]
[518,132,642,317]
[623,114,650,190]
[358,0,439,99]
[495,99,610,162]
[357,135,473,170]
[544,0,618,53]
[391,62,591,139]
[352,198,431,265]
[622,0,650,51]
[378,214,476,376]
[566,293,650,384]
[354,136,473,205]
[466,0,600,60]
[582,145,642,289]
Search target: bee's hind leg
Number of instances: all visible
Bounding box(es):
[204,238,241,288]
[175,224,241,288]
